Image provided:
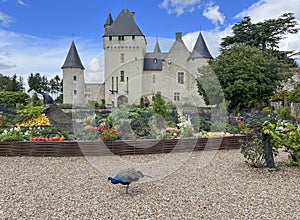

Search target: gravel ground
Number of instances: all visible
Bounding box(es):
[0,149,299,220]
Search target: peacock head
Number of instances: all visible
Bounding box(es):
[108,177,112,182]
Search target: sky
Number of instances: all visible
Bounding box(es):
[1,0,300,85]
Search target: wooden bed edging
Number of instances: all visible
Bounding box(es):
[0,135,250,157]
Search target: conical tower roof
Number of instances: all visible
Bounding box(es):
[189,32,212,59]
[62,41,85,69]
[153,38,161,53]
[104,12,113,27]
[103,8,144,37]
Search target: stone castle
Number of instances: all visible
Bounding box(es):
[62,8,213,107]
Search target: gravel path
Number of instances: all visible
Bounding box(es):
[0,149,299,220]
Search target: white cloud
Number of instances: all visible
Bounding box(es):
[202,3,225,25]
[85,54,104,83]
[235,0,300,22]
[159,0,202,16]
[17,0,26,6]
[0,30,101,82]
[0,11,14,27]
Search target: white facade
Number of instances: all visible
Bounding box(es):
[62,8,213,107]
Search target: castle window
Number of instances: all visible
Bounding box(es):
[153,58,157,64]
[178,72,184,84]
[152,74,156,83]
[120,53,124,63]
[109,36,112,41]
[73,76,77,81]
[174,92,180,101]
[74,90,77,95]
[132,35,135,40]
[118,36,125,41]
[120,71,125,82]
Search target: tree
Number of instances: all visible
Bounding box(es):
[152,92,168,120]
[49,75,62,99]
[209,45,286,113]
[27,73,50,93]
[0,74,24,92]
[0,91,30,106]
[28,73,42,93]
[31,92,43,106]
[196,65,224,106]
[221,12,299,68]
[221,13,299,51]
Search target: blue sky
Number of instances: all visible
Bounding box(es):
[0,0,300,84]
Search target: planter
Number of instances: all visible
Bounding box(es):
[0,135,249,157]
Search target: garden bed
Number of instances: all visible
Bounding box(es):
[0,135,249,157]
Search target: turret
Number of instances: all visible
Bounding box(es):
[62,41,85,105]
[104,12,113,33]
[189,32,212,59]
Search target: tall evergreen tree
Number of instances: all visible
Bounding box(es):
[221,13,299,68]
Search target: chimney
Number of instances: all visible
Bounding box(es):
[131,12,135,20]
[176,32,182,42]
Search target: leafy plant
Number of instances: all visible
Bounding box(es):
[14,105,43,124]
[240,133,265,167]
[263,120,300,166]
[100,128,120,141]
[0,127,30,141]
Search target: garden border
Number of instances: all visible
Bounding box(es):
[0,135,250,157]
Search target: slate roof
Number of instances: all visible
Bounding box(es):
[189,32,212,59]
[103,8,144,37]
[144,53,168,71]
[144,40,168,71]
[153,39,161,53]
[61,41,85,69]
[104,12,113,27]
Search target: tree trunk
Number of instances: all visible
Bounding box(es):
[262,133,276,169]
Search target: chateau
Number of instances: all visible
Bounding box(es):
[62,8,213,107]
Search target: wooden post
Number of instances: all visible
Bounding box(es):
[262,132,276,169]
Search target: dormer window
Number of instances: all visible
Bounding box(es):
[153,58,157,64]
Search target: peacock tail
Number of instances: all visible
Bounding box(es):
[114,168,144,184]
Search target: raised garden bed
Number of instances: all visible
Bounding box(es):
[0,135,250,157]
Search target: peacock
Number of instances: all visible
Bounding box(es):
[108,168,149,194]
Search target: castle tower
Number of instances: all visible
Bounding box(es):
[188,32,213,75]
[102,8,147,107]
[62,41,85,105]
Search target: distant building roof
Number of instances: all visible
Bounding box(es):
[103,8,144,37]
[189,32,212,59]
[61,41,85,69]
